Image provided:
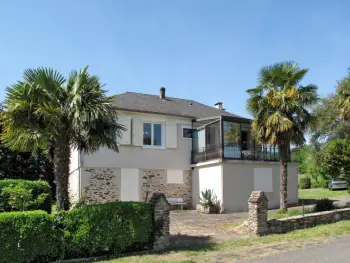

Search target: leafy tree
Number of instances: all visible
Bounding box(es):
[247,61,318,211]
[337,69,350,121]
[311,94,350,146]
[321,139,350,180]
[1,67,124,210]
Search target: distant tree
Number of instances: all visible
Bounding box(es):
[1,67,124,210]
[311,94,350,146]
[321,139,350,180]
[337,69,350,121]
[247,61,319,211]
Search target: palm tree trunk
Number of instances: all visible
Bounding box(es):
[54,135,70,210]
[279,144,289,212]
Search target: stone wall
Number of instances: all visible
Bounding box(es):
[149,193,170,251]
[82,167,120,204]
[141,169,192,206]
[247,191,268,236]
[246,190,350,235]
[267,208,350,234]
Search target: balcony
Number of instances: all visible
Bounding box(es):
[191,143,283,163]
[191,116,288,164]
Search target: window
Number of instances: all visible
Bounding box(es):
[167,170,184,184]
[143,123,163,147]
[182,126,193,139]
[254,168,273,192]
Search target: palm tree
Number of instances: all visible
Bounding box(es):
[246,61,318,211]
[337,69,350,121]
[1,67,125,210]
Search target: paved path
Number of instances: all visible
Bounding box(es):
[170,210,246,237]
[237,236,350,263]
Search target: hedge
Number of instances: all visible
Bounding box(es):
[57,202,154,259]
[0,179,52,213]
[0,211,63,263]
[0,202,155,262]
[299,177,311,189]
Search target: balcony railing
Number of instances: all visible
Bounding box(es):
[191,143,288,164]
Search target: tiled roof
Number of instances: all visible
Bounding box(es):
[113,92,247,119]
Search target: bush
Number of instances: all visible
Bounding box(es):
[0,211,63,263]
[299,177,311,189]
[0,179,52,213]
[199,189,217,208]
[314,198,335,212]
[56,202,154,259]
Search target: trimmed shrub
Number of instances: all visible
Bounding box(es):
[299,177,311,189]
[0,179,52,213]
[56,201,154,259]
[314,198,335,212]
[0,211,63,263]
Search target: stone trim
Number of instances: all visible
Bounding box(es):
[141,169,192,206]
[82,168,120,204]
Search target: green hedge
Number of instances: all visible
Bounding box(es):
[57,202,154,259]
[299,177,311,189]
[0,211,63,263]
[0,202,154,261]
[0,179,52,213]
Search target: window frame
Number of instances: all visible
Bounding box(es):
[143,122,165,148]
[182,125,193,139]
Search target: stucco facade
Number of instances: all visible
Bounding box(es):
[68,110,299,212]
[192,160,298,213]
[68,111,193,206]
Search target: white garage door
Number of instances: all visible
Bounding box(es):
[121,168,140,201]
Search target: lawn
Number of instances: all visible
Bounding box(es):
[299,188,349,199]
[100,220,350,263]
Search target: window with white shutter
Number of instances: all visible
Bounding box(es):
[167,170,184,184]
[118,117,131,145]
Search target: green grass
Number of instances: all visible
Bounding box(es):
[299,188,349,199]
[100,220,350,263]
[268,208,314,219]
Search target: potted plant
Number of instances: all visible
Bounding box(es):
[197,189,218,214]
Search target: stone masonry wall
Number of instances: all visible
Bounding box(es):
[141,169,192,206]
[267,208,350,234]
[246,190,350,235]
[82,168,120,204]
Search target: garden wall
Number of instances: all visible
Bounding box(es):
[267,208,350,234]
[246,190,350,236]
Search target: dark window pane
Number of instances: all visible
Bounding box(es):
[183,128,192,138]
[143,123,152,145]
[153,124,162,146]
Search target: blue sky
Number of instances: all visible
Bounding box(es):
[1,0,350,118]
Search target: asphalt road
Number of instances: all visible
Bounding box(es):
[237,236,350,263]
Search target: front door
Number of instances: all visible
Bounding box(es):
[121,168,140,201]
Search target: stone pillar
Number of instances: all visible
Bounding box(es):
[247,191,268,236]
[149,193,170,251]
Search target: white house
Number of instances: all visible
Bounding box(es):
[68,88,298,212]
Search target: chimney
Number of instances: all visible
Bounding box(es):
[215,102,223,110]
[160,87,166,99]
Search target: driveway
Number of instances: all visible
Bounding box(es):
[170,210,246,243]
[236,236,350,263]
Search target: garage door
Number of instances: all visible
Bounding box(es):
[121,168,140,201]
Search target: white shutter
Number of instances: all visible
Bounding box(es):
[132,118,143,146]
[167,170,184,184]
[118,117,131,145]
[166,121,177,148]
